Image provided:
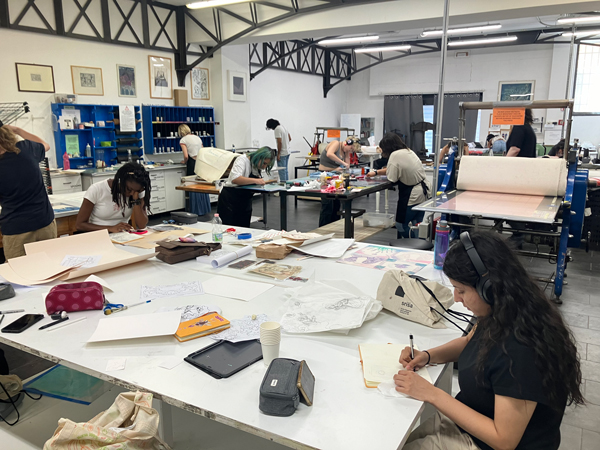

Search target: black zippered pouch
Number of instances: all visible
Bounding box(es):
[259,358,301,416]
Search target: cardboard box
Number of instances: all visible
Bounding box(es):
[174,89,188,107]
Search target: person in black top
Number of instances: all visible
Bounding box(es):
[547,139,571,158]
[0,124,56,260]
[506,109,537,158]
[395,231,584,450]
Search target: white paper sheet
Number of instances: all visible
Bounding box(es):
[210,314,268,343]
[110,232,144,244]
[106,358,127,372]
[159,357,183,370]
[202,276,274,302]
[85,275,114,292]
[139,281,204,301]
[294,239,355,258]
[196,246,252,268]
[61,255,102,268]
[118,105,136,132]
[154,304,222,322]
[87,311,181,343]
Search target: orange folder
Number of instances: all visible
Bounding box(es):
[175,312,230,342]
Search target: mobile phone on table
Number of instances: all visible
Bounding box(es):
[1,314,44,333]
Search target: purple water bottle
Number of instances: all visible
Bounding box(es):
[433,220,450,270]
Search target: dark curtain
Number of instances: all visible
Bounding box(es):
[383,95,425,153]
[433,92,482,146]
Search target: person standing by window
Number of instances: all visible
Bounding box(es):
[266,119,291,181]
[0,124,56,259]
[179,124,210,216]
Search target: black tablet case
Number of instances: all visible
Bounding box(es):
[184,339,263,379]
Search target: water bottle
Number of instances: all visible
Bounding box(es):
[433,220,450,270]
[63,152,70,170]
[85,143,92,157]
[211,214,223,243]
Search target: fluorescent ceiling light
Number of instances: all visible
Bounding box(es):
[319,36,379,46]
[448,36,518,46]
[557,16,600,24]
[421,24,501,37]
[355,45,411,53]
[187,0,250,9]
[562,29,600,37]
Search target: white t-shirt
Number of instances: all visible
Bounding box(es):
[84,180,145,226]
[225,156,261,186]
[386,149,431,206]
[273,125,290,157]
[179,134,203,158]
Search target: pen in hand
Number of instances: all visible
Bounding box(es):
[409,334,415,372]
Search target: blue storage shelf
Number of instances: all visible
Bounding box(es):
[142,105,215,154]
[52,103,142,168]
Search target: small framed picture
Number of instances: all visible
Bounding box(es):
[117,64,136,97]
[149,56,172,99]
[71,66,104,96]
[191,67,210,100]
[498,81,535,102]
[228,70,246,102]
[15,63,55,93]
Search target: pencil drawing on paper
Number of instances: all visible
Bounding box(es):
[250,263,302,280]
[211,314,268,343]
[140,281,204,301]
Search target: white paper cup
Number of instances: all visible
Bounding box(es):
[260,322,281,343]
[262,343,280,366]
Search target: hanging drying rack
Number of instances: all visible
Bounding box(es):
[0,102,30,126]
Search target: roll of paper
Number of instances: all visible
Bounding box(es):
[211,245,252,268]
[457,157,567,197]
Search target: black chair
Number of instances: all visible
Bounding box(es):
[389,238,434,251]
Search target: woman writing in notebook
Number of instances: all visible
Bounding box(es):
[76,163,151,233]
[396,231,583,450]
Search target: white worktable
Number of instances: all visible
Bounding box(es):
[0,223,464,450]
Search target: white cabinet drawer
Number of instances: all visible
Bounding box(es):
[149,171,165,181]
[151,179,165,190]
[53,175,82,191]
[151,201,167,213]
[151,193,167,203]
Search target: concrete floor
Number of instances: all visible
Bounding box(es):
[1,190,599,449]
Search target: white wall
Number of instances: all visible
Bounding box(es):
[0,28,213,168]
[250,68,347,173]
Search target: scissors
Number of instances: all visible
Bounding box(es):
[103,303,125,315]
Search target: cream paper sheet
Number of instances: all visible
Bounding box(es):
[456,156,567,197]
[194,147,240,183]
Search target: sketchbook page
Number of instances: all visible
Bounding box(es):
[87,311,182,343]
[210,314,268,343]
[359,344,432,384]
[140,281,204,301]
[294,239,355,258]
[8,252,74,282]
[202,275,274,302]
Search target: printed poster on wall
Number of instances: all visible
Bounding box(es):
[118,105,136,133]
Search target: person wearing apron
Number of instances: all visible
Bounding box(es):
[318,136,361,227]
[367,133,431,238]
[217,147,275,227]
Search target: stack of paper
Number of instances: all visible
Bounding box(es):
[358,343,432,388]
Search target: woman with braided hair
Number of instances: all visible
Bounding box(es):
[76,163,151,233]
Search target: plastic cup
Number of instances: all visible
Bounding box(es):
[262,343,280,366]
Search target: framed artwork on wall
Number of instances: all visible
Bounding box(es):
[149,56,172,99]
[498,81,535,101]
[15,63,55,93]
[71,66,104,96]
[117,64,136,97]
[191,67,210,100]
[228,70,247,102]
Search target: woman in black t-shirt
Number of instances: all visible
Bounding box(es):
[396,231,584,450]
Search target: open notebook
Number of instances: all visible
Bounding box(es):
[358,343,432,388]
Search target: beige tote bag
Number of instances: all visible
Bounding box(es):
[43,391,171,450]
[377,270,455,329]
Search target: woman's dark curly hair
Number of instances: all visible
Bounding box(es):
[111,163,151,212]
[443,231,584,409]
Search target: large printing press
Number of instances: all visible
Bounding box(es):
[414,100,589,304]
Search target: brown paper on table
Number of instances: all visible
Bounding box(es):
[255,244,293,260]
[7,252,75,282]
[8,230,157,283]
[126,227,210,249]
[0,257,75,286]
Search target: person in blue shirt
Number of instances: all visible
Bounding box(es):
[0,124,56,260]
